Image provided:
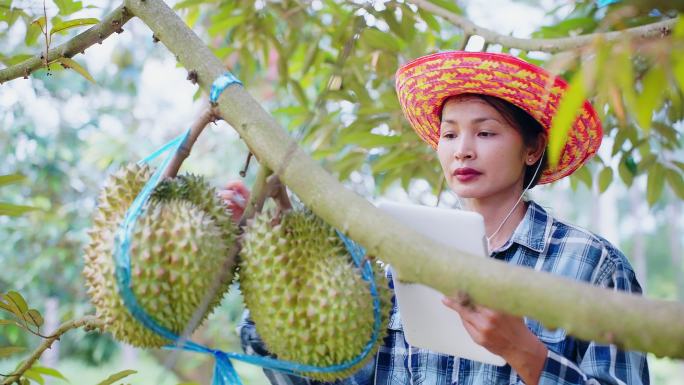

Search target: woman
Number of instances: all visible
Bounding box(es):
[224,51,649,384]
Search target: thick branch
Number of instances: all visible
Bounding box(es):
[163,107,218,179]
[411,0,677,53]
[125,0,684,359]
[1,315,104,385]
[0,5,132,83]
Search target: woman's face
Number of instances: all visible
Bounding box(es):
[436,96,533,202]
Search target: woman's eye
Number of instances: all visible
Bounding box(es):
[478,131,494,137]
[442,132,456,139]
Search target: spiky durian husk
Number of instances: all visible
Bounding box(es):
[83,163,236,347]
[239,210,392,380]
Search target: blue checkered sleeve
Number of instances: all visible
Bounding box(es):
[538,250,649,385]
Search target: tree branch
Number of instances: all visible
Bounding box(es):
[124,0,684,358]
[0,5,132,83]
[410,0,677,53]
[1,315,104,385]
[163,107,218,179]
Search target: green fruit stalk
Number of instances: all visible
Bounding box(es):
[83,163,237,347]
[240,210,392,380]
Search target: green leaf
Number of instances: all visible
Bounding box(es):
[427,0,463,14]
[646,162,666,206]
[574,165,592,189]
[31,16,47,30]
[25,21,43,46]
[618,155,635,186]
[549,70,587,168]
[417,8,440,31]
[53,0,83,16]
[55,58,95,83]
[598,167,613,193]
[666,169,684,200]
[0,203,37,216]
[361,28,401,52]
[339,132,402,148]
[25,309,44,328]
[30,367,69,382]
[0,174,26,187]
[96,369,137,385]
[4,54,33,66]
[636,67,666,132]
[371,151,416,173]
[0,319,21,327]
[50,18,98,35]
[5,291,28,315]
[23,370,45,385]
[0,346,24,358]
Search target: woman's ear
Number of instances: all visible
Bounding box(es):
[526,136,548,165]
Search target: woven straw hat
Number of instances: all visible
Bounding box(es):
[395,51,602,184]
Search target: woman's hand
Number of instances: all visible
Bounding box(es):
[218,180,251,222]
[442,296,547,385]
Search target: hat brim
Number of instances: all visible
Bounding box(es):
[395,51,602,185]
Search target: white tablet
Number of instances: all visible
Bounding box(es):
[377,201,506,366]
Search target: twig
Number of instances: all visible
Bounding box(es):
[239,152,253,177]
[410,0,677,53]
[163,107,219,179]
[1,315,104,385]
[0,5,132,83]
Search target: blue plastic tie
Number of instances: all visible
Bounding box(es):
[112,71,382,385]
[210,72,243,104]
[596,0,621,7]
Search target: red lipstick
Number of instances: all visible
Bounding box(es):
[454,167,482,182]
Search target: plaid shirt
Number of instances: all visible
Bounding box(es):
[238,201,649,384]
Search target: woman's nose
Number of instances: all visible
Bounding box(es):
[454,137,475,160]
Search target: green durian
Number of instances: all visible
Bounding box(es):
[239,209,392,381]
[83,163,237,348]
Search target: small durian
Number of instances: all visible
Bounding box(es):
[239,210,392,380]
[83,163,237,347]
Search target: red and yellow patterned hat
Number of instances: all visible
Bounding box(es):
[395,51,602,185]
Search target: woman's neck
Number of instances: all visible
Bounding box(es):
[463,191,529,252]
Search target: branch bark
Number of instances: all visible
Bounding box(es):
[410,0,677,53]
[163,107,218,179]
[0,5,132,83]
[1,315,104,385]
[124,0,684,358]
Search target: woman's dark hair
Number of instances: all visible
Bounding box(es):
[440,94,548,188]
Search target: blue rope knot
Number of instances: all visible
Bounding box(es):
[210,72,243,105]
[112,72,382,385]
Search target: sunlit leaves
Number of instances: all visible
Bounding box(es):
[0,346,25,358]
[53,0,83,16]
[647,162,666,206]
[50,18,99,35]
[548,69,587,167]
[55,58,95,83]
[598,167,613,193]
[95,369,137,385]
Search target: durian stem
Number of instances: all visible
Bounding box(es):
[163,107,219,179]
[1,315,104,385]
[267,175,293,215]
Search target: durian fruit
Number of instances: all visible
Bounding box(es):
[239,210,392,380]
[83,163,237,348]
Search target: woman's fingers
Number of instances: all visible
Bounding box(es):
[219,180,251,221]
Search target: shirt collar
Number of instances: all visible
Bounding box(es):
[499,200,552,254]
